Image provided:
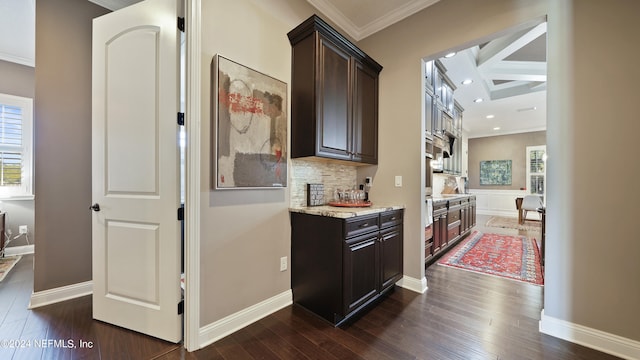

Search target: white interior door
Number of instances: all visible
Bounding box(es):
[91,0,181,343]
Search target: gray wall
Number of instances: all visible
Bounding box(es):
[34,0,109,291]
[0,60,36,247]
[545,0,640,342]
[199,0,316,326]
[468,131,546,190]
[0,60,34,98]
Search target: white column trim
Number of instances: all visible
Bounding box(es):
[184,0,202,352]
[397,275,428,294]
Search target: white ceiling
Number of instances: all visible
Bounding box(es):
[0,0,35,67]
[88,0,141,11]
[306,0,440,41]
[2,0,545,138]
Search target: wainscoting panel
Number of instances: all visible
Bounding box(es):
[470,189,527,217]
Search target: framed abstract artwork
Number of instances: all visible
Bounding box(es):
[213,55,287,189]
[480,160,512,185]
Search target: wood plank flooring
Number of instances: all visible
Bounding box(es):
[0,218,622,359]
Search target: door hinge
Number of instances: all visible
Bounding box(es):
[177,207,184,221]
[177,112,185,126]
[178,299,184,315]
[177,17,185,32]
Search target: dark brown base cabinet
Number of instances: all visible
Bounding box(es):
[425,196,476,267]
[291,209,403,326]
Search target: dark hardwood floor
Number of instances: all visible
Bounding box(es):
[0,220,621,359]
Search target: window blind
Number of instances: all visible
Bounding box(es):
[0,104,23,187]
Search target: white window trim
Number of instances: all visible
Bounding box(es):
[0,93,33,200]
[526,144,546,203]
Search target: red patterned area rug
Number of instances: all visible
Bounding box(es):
[438,231,544,285]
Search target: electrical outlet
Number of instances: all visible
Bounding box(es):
[365,177,373,186]
[19,225,28,234]
[280,256,287,272]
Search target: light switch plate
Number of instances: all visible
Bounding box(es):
[395,175,403,187]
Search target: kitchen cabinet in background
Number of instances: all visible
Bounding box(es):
[425,195,476,267]
[288,15,382,164]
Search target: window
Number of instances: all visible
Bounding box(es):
[526,145,546,201]
[0,93,33,198]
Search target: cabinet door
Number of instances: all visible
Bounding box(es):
[424,60,435,95]
[432,216,441,252]
[440,212,449,247]
[317,37,351,160]
[425,92,434,138]
[343,234,379,315]
[433,106,443,138]
[380,226,403,291]
[352,61,378,164]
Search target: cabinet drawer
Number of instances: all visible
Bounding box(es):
[380,210,403,229]
[345,214,379,238]
[433,201,447,211]
[448,210,460,224]
[447,226,460,240]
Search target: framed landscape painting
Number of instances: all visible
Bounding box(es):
[213,55,287,189]
[480,160,512,185]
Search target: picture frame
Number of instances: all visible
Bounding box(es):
[480,160,512,185]
[213,55,288,189]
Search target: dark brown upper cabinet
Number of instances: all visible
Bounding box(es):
[288,15,382,165]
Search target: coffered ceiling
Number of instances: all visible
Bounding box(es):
[437,23,547,137]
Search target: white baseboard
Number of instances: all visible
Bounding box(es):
[199,290,292,349]
[29,281,93,309]
[539,309,640,360]
[397,275,428,294]
[4,244,34,256]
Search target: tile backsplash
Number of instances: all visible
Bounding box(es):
[290,158,357,207]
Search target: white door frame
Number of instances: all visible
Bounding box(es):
[183,0,201,352]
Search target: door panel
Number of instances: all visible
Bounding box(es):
[106,220,159,307]
[343,235,378,314]
[318,37,350,159]
[92,0,181,343]
[106,27,160,195]
[352,61,378,164]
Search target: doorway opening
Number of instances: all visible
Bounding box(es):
[422,19,548,273]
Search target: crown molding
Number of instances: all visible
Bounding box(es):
[307,0,439,41]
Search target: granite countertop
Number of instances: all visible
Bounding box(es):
[431,194,475,203]
[289,203,405,219]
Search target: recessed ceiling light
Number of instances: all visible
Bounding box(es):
[444,52,456,58]
[486,115,495,119]
[493,127,501,130]
[474,98,483,103]
[461,79,473,85]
